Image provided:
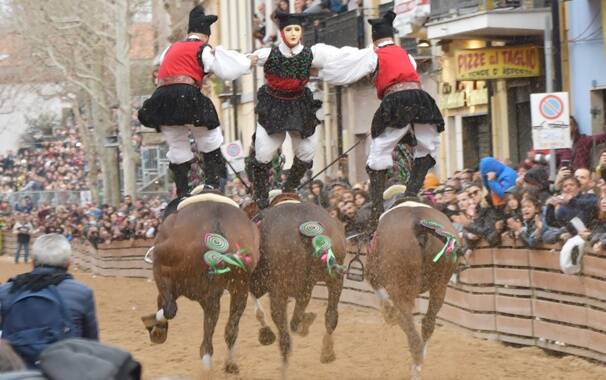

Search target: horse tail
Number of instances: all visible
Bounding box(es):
[414,218,460,263]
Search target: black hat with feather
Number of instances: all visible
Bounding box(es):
[188,6,218,36]
[368,10,397,41]
[274,12,307,30]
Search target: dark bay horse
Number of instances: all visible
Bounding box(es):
[366,201,459,380]
[141,194,260,374]
[245,194,346,379]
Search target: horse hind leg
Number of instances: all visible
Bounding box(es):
[223,288,248,374]
[421,282,448,359]
[321,277,343,364]
[199,292,221,371]
[290,281,316,337]
[269,291,291,380]
[374,288,400,326]
[394,299,424,380]
[255,297,276,345]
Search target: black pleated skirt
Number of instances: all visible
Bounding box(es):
[256,86,322,139]
[137,84,220,132]
[371,89,444,138]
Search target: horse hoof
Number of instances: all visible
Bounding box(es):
[295,312,316,337]
[410,364,422,380]
[141,314,156,332]
[320,350,336,364]
[259,326,276,345]
[224,362,240,374]
[150,322,168,344]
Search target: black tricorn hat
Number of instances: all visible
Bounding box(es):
[275,11,307,30]
[188,6,218,35]
[368,10,397,41]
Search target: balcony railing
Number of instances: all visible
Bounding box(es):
[430,0,533,20]
[303,9,365,48]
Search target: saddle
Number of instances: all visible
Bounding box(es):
[162,185,238,220]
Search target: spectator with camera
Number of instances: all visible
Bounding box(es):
[544,175,597,243]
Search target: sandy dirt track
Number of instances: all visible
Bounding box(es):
[1,259,605,380]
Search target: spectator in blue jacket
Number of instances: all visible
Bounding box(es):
[0,234,99,367]
[479,157,517,206]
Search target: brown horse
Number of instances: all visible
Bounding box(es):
[245,194,346,379]
[141,194,260,374]
[366,201,459,380]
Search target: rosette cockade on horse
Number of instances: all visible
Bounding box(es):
[244,193,346,379]
[141,191,260,375]
[366,200,459,380]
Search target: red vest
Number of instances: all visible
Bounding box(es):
[374,44,419,99]
[157,41,205,84]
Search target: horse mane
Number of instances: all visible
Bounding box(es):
[269,192,301,207]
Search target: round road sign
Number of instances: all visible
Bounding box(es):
[539,95,564,121]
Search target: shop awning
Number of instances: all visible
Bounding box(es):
[427,8,550,40]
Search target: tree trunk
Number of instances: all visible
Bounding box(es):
[72,96,100,204]
[91,48,120,206]
[115,0,138,198]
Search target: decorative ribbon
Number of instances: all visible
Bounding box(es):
[202,233,252,276]
[419,219,459,263]
[300,222,344,275]
[396,144,413,184]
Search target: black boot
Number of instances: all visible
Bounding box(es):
[251,158,272,209]
[283,157,312,193]
[169,160,192,198]
[202,148,228,192]
[367,166,388,234]
[404,155,436,197]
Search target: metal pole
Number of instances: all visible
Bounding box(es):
[545,15,557,180]
[298,133,369,190]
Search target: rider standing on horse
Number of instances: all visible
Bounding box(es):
[138,6,253,199]
[320,11,445,233]
[248,12,353,209]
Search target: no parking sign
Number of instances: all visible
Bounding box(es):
[530,92,572,150]
[221,141,245,173]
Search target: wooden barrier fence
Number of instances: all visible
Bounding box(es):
[2,233,606,363]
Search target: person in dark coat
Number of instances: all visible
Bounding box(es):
[523,166,551,204]
[544,176,598,238]
[0,234,99,367]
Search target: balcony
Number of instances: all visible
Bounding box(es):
[427,0,550,39]
[303,9,365,48]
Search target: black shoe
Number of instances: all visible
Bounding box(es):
[283,157,312,193]
[169,160,193,198]
[202,148,228,192]
[366,166,388,234]
[404,155,436,197]
[251,158,272,209]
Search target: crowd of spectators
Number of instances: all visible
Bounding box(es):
[253,0,361,48]
[1,195,165,252]
[0,127,87,193]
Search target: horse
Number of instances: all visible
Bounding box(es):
[366,200,459,380]
[245,193,346,379]
[141,191,260,374]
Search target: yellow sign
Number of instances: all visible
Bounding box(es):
[455,46,541,80]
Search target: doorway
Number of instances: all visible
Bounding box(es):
[462,114,490,169]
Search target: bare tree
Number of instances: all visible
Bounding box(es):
[7,0,144,205]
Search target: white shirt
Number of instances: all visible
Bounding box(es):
[319,41,417,86]
[253,42,346,69]
[158,34,252,81]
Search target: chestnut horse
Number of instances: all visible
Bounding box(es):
[141,194,260,374]
[366,201,459,380]
[245,194,346,379]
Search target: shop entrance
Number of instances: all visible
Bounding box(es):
[462,114,490,169]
